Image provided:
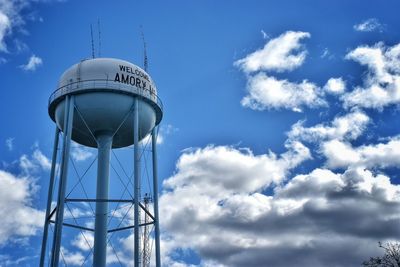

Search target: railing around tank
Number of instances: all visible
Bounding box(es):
[48,79,163,111]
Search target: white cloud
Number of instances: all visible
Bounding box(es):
[60,247,85,266]
[32,149,51,170]
[346,43,392,83]
[163,143,310,195]
[0,255,34,266]
[324,77,346,94]
[235,30,350,112]
[63,206,93,220]
[20,54,42,71]
[322,136,400,169]
[288,110,370,143]
[0,146,51,247]
[160,149,400,267]
[342,42,400,109]
[71,232,94,252]
[354,18,384,32]
[0,10,10,52]
[19,148,51,173]
[322,140,361,168]
[71,142,94,162]
[241,72,326,112]
[284,110,400,170]
[0,170,44,245]
[160,143,313,266]
[235,31,311,73]
[5,137,14,151]
[286,110,400,170]
[19,154,37,173]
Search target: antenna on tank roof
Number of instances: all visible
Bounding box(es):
[140,25,148,72]
[90,24,95,59]
[97,19,102,57]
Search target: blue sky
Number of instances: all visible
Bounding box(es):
[1,0,400,266]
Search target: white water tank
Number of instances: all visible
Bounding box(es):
[48,58,163,148]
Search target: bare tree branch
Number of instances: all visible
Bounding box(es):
[363,242,400,267]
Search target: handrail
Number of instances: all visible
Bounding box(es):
[48,79,163,111]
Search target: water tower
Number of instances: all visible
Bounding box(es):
[40,58,163,267]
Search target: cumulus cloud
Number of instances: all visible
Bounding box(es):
[285,110,400,170]
[163,143,310,195]
[342,42,400,109]
[235,31,311,73]
[160,144,313,266]
[160,145,400,267]
[0,170,44,245]
[156,27,400,267]
[324,77,346,94]
[322,136,400,169]
[286,109,400,170]
[153,97,400,266]
[241,72,326,112]
[288,110,370,142]
[354,18,384,32]
[235,30,343,112]
[0,146,50,247]
[20,54,42,71]
[322,140,361,168]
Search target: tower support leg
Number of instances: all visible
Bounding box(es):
[40,127,60,267]
[51,95,74,267]
[134,98,141,267]
[93,133,113,267]
[152,127,161,267]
